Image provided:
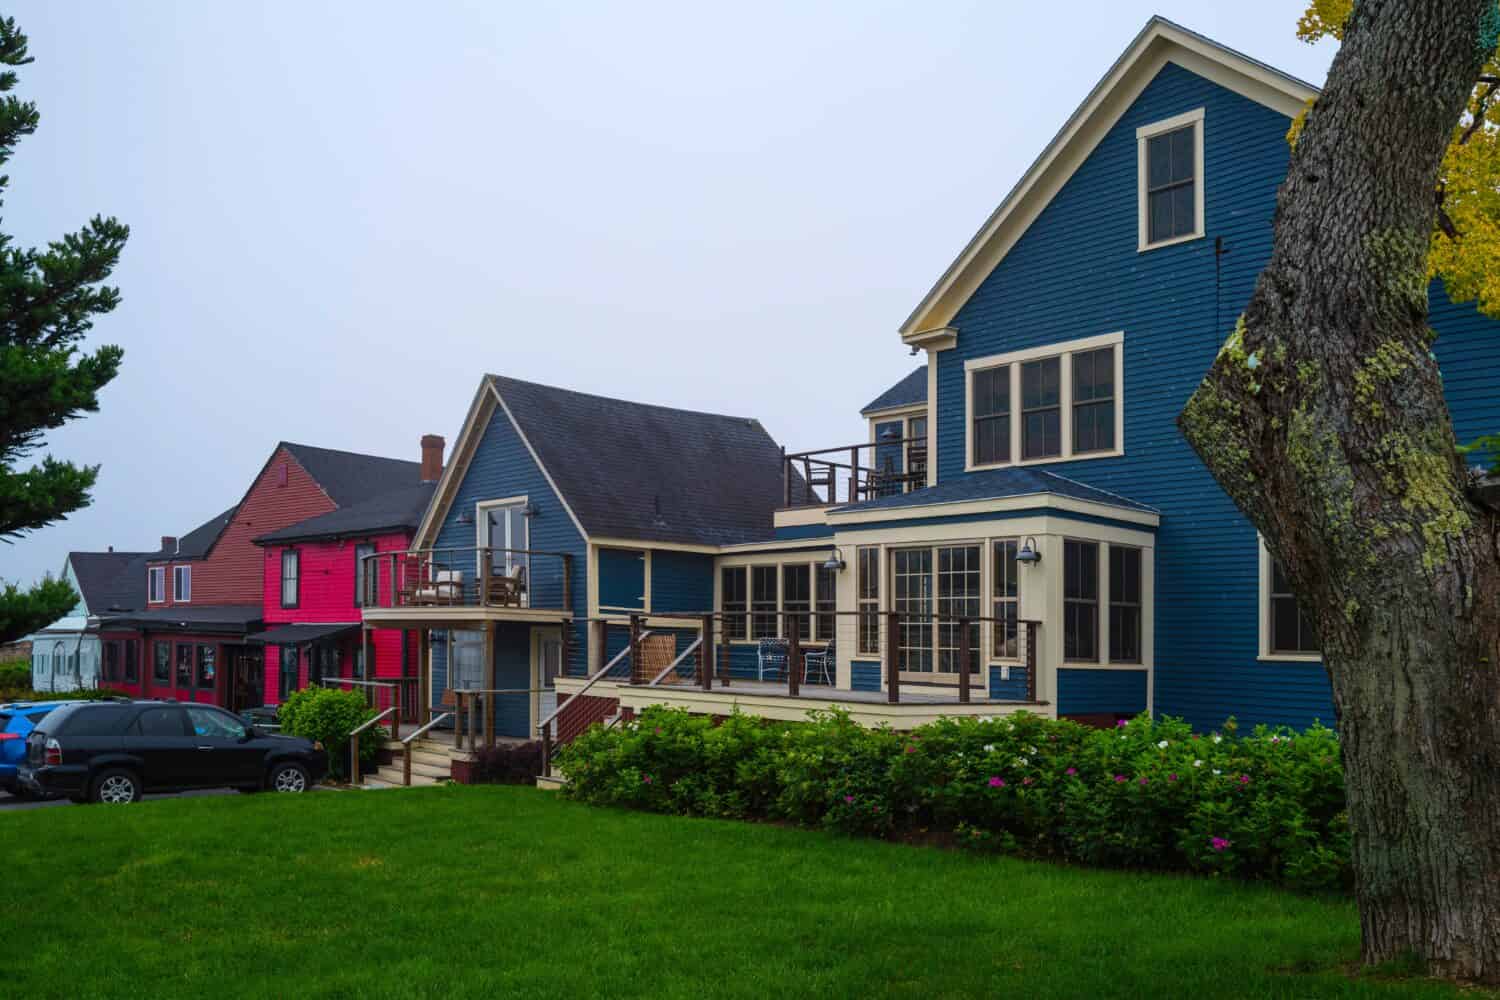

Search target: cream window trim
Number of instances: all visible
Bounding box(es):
[963,331,1125,472]
[1257,535,1322,662]
[1137,107,1206,252]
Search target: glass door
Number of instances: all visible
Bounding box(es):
[533,628,563,730]
[892,548,933,675]
[480,501,530,606]
[936,545,982,680]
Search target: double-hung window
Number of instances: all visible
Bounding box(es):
[1063,540,1099,662]
[281,549,300,609]
[279,646,301,700]
[966,333,1123,469]
[1109,546,1142,663]
[856,547,880,654]
[148,566,165,603]
[354,543,376,607]
[1138,108,1205,250]
[782,565,811,641]
[750,566,778,640]
[721,567,747,641]
[1261,539,1319,657]
[173,565,191,602]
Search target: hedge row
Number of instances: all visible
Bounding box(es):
[556,708,1350,890]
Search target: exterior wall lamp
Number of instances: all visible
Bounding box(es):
[1016,536,1042,564]
[822,547,846,572]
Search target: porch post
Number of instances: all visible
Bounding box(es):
[591,618,605,675]
[787,617,801,697]
[1026,621,1038,703]
[629,614,643,685]
[483,620,496,749]
[885,611,900,704]
[958,617,971,704]
[700,614,713,691]
[454,691,465,752]
[418,628,431,726]
[720,630,730,687]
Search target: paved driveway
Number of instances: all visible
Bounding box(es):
[0,788,238,811]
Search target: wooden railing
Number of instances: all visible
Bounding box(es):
[782,436,927,508]
[320,677,403,740]
[358,546,574,613]
[348,707,398,786]
[537,619,644,778]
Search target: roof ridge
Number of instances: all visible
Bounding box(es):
[281,441,421,466]
[1040,470,1163,514]
[487,374,764,427]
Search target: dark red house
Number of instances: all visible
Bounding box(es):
[96,439,441,712]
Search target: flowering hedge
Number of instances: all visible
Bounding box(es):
[556,708,1350,890]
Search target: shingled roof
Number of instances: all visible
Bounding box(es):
[830,467,1159,517]
[68,550,151,613]
[487,376,789,546]
[861,365,927,415]
[253,482,436,545]
[281,442,423,508]
[147,506,238,562]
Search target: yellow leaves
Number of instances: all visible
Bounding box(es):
[1286,98,1315,149]
[1296,0,1352,43]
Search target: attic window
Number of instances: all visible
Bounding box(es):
[1137,108,1204,250]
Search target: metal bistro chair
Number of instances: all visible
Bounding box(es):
[802,639,835,686]
[756,638,789,682]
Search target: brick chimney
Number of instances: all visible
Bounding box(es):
[160,535,177,553]
[420,434,445,482]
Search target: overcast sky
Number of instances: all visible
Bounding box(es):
[2,1,1337,587]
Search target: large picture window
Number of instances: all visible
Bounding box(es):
[857,546,880,655]
[1063,540,1099,662]
[965,333,1123,469]
[1109,546,1142,663]
[721,567,747,641]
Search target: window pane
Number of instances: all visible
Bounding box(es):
[176,644,193,688]
[1023,409,1061,460]
[1147,133,1172,187]
[721,567,747,641]
[1271,596,1302,654]
[187,706,244,740]
[1109,547,1142,664]
[153,642,171,683]
[1172,182,1195,237]
[1170,125,1194,182]
[751,566,778,639]
[1064,540,1098,661]
[124,641,139,683]
[1073,347,1113,402]
[1021,358,1060,408]
[815,565,836,641]
[135,708,186,738]
[196,645,216,689]
[975,415,1010,465]
[992,540,1019,659]
[783,564,811,640]
[1149,190,1172,243]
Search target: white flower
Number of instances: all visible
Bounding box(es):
[1027,746,1038,754]
[1015,756,1029,766]
[1270,735,1280,744]
[1211,734,1223,744]
[1212,769,1222,776]
[983,744,996,752]
[1193,760,1203,767]
[1157,740,1169,749]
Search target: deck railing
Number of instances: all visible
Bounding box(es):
[358,546,574,614]
[782,436,927,508]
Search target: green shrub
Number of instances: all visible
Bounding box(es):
[277,687,385,780]
[556,708,1351,892]
[470,742,543,784]
[0,658,32,691]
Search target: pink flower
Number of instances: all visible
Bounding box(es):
[1022,777,1034,786]
[905,745,917,754]
[988,776,1005,788]
[1238,774,1251,786]
[1168,773,1178,782]
[1115,720,1129,728]
[1065,767,1078,776]
[844,794,855,804]
[642,775,652,784]
[1138,776,1149,785]
[654,727,661,735]
[1114,774,1127,783]
[1210,836,1231,852]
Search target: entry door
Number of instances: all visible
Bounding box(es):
[480,501,529,600]
[533,628,563,728]
[450,630,486,691]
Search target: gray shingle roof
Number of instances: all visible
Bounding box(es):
[147,506,238,562]
[96,604,264,633]
[282,442,423,508]
[488,376,789,546]
[253,482,435,545]
[861,366,927,415]
[68,551,151,613]
[830,467,1159,516]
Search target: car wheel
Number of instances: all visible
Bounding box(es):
[269,762,310,793]
[92,769,142,804]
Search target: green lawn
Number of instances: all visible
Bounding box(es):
[5,786,1486,999]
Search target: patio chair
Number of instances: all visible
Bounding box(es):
[757,638,789,682]
[485,564,526,607]
[803,639,835,686]
[415,568,464,605]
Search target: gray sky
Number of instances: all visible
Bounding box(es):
[3,1,1336,587]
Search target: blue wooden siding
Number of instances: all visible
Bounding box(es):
[1057,668,1147,716]
[598,548,646,610]
[431,404,589,694]
[988,665,1030,701]
[773,523,836,540]
[650,550,714,614]
[850,660,881,692]
[494,623,532,738]
[930,61,1500,732]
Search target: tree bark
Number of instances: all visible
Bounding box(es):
[1179,0,1500,983]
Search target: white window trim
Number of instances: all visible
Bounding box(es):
[172,565,191,603]
[147,566,165,604]
[1257,536,1321,662]
[1137,107,1206,252]
[717,558,838,645]
[963,331,1125,472]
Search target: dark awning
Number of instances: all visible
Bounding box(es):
[244,622,361,646]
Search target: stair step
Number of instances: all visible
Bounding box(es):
[407,748,451,769]
[375,764,442,787]
[361,774,404,790]
[390,757,450,780]
[535,774,567,792]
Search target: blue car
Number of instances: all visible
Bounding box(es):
[1,701,74,797]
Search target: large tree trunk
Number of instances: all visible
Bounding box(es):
[1179,0,1500,982]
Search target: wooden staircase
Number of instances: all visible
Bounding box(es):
[361,737,454,789]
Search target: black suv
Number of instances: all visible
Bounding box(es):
[19,700,327,804]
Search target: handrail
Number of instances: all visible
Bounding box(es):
[321,678,397,689]
[400,711,453,746]
[400,711,454,786]
[350,707,397,736]
[648,637,703,686]
[536,630,652,731]
[348,707,398,786]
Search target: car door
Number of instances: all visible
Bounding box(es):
[124,706,196,790]
[184,706,263,787]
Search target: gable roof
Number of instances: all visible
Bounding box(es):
[899,16,1319,340]
[252,482,436,545]
[280,442,423,508]
[830,467,1159,518]
[147,506,238,563]
[465,376,789,547]
[862,366,927,415]
[68,550,152,614]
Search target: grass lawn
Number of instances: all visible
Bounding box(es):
[6,786,1487,999]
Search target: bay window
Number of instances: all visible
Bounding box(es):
[1064,540,1099,662]
[857,546,880,654]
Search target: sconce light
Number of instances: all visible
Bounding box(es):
[1016,537,1042,564]
[879,426,902,440]
[522,501,540,518]
[822,547,846,573]
[457,510,474,526]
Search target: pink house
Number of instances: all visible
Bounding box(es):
[249,436,442,719]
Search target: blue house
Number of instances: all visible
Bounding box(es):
[364,19,1500,773]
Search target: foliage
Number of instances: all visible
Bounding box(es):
[469,741,544,784]
[276,687,383,780]
[0,655,28,689]
[1459,431,1500,475]
[1296,0,1500,318]
[558,708,1352,891]
[0,683,116,703]
[0,15,129,541]
[0,574,78,645]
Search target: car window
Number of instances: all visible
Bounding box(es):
[54,705,130,738]
[133,708,187,739]
[25,710,55,727]
[186,706,245,740]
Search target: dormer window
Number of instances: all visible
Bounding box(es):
[148,566,165,603]
[1137,108,1204,250]
[173,565,191,603]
